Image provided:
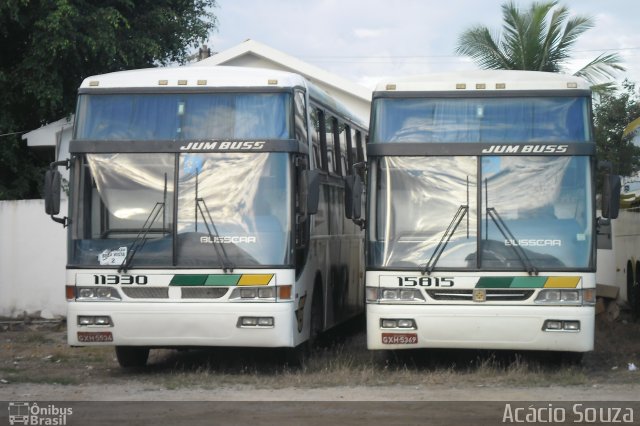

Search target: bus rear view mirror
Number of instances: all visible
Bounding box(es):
[602,174,621,219]
[304,169,320,215]
[344,174,362,220]
[44,169,62,216]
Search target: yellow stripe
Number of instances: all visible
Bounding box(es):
[237,274,274,286]
[544,276,580,288]
[623,116,640,138]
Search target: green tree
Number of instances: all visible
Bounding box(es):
[455,1,624,86]
[594,80,640,177]
[0,0,218,199]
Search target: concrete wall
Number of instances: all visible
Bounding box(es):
[0,200,67,318]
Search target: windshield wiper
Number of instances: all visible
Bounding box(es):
[195,172,234,273]
[423,204,468,275]
[118,174,168,273]
[118,202,165,273]
[422,176,470,275]
[486,207,537,276]
[196,198,235,273]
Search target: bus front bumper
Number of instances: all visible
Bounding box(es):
[68,301,296,348]
[366,304,594,352]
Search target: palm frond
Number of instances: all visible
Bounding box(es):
[573,52,626,85]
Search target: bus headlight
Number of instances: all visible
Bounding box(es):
[75,287,121,301]
[367,287,425,303]
[230,286,291,301]
[534,289,595,305]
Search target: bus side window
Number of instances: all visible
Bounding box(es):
[294,90,308,145]
[311,108,325,171]
[316,108,329,172]
[325,114,336,174]
[345,126,354,175]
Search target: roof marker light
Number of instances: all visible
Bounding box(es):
[268,79,278,85]
[476,83,486,89]
[178,80,188,85]
[89,81,99,87]
[158,80,168,86]
[456,83,466,89]
[197,80,207,85]
[386,84,397,91]
[496,83,506,89]
[567,82,578,88]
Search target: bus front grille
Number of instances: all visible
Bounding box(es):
[426,289,535,301]
[121,287,169,299]
[181,287,228,299]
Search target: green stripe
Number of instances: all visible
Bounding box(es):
[511,276,547,288]
[170,275,208,286]
[475,276,549,288]
[205,274,241,286]
[476,277,513,288]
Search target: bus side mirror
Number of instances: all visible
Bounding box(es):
[303,169,320,215]
[44,169,62,215]
[44,160,69,227]
[602,174,621,219]
[344,174,362,220]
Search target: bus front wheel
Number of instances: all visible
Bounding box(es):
[115,346,150,368]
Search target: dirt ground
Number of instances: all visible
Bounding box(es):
[1,309,640,425]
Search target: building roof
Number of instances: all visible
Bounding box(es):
[195,39,371,103]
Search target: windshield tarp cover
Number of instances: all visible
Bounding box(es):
[71,152,291,268]
[369,155,592,270]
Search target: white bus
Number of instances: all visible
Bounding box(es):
[596,117,640,317]
[365,70,618,357]
[44,66,367,367]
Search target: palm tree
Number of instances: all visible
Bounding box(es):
[455,1,625,88]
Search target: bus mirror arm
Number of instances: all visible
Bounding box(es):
[44,159,70,227]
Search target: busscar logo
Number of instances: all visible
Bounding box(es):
[481,144,568,154]
[7,402,73,425]
[180,141,266,151]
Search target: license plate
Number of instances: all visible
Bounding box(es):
[77,331,113,343]
[382,333,418,345]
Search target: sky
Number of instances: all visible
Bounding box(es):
[207,0,640,90]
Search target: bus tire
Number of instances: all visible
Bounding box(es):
[115,346,150,368]
[308,281,324,349]
[627,262,639,319]
[632,261,640,319]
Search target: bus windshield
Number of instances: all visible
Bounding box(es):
[368,155,593,271]
[70,152,292,268]
[75,92,292,140]
[371,96,591,143]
